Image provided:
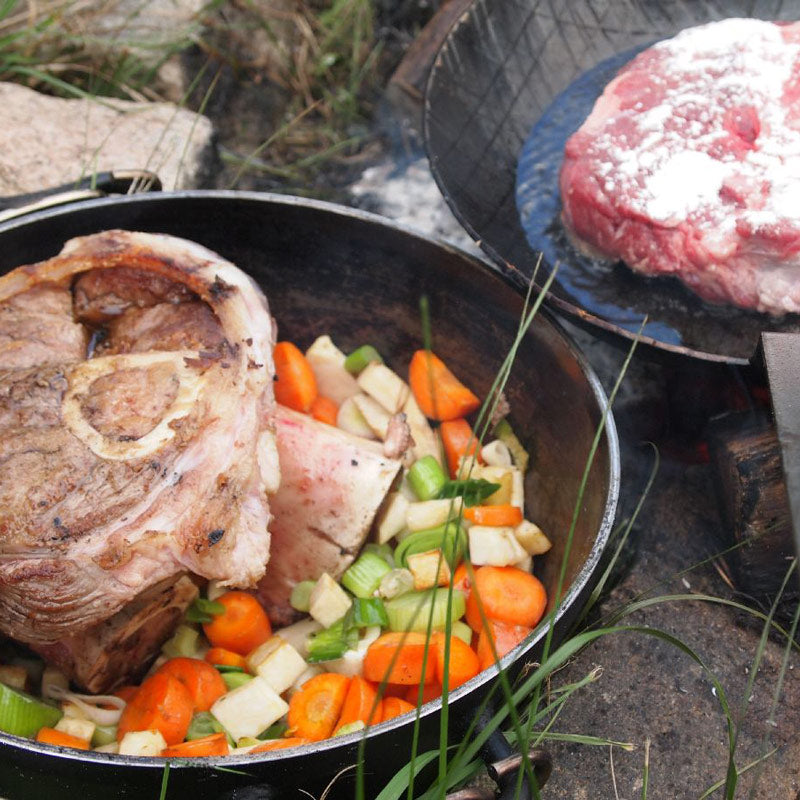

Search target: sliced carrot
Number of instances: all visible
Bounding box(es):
[160,732,229,758]
[408,350,480,422]
[202,590,272,655]
[476,620,533,671]
[465,565,547,632]
[310,394,339,426]
[204,647,248,671]
[362,632,437,686]
[274,341,318,413]
[431,633,480,689]
[155,657,227,712]
[287,673,351,741]
[249,737,311,753]
[381,697,415,722]
[117,672,194,745]
[334,676,381,733]
[36,727,90,750]
[451,562,472,598]
[440,418,482,478]
[463,504,523,527]
[404,682,442,705]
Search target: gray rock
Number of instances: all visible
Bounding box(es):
[0,82,216,197]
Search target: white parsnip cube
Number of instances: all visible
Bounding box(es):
[514,520,552,556]
[0,666,27,691]
[55,716,95,742]
[357,363,409,413]
[514,554,533,573]
[374,491,410,544]
[469,525,528,566]
[323,627,382,678]
[305,335,360,405]
[352,393,391,439]
[481,440,512,467]
[407,549,451,590]
[406,498,462,532]
[61,702,89,720]
[273,617,322,658]
[118,730,167,756]
[337,396,377,439]
[41,667,69,701]
[402,394,440,463]
[510,467,524,512]
[94,742,119,754]
[475,466,514,506]
[210,676,289,741]
[248,637,307,696]
[309,573,352,628]
[206,580,227,602]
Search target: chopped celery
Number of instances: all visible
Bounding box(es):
[493,418,529,474]
[0,682,61,738]
[91,724,118,748]
[450,620,474,645]
[290,580,316,613]
[161,624,201,659]
[361,542,395,567]
[222,672,253,691]
[394,522,466,568]
[185,597,226,624]
[257,721,289,740]
[349,598,389,628]
[384,588,466,633]
[344,345,383,375]
[437,478,500,507]
[407,456,447,501]
[341,552,391,598]
[186,711,229,743]
[307,619,358,663]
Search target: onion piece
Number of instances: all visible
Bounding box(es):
[46,685,126,726]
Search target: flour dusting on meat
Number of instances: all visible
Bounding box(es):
[0,231,278,688]
[559,18,800,315]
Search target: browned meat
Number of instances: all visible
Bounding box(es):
[0,231,278,685]
[257,405,401,626]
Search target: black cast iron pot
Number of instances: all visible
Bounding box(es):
[0,191,619,800]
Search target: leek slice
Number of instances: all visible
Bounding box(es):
[344,345,383,375]
[161,624,201,659]
[349,597,389,629]
[341,552,391,598]
[0,682,61,738]
[384,588,466,633]
[91,724,118,748]
[394,522,466,568]
[187,711,233,745]
[222,672,253,691]
[185,597,226,624]
[493,418,529,473]
[290,580,316,612]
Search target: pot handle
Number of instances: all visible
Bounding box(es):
[0,169,161,223]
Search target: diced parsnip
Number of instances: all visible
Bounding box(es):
[514,520,552,556]
[378,568,415,599]
[272,617,323,659]
[210,677,289,741]
[357,363,409,414]
[62,702,89,720]
[406,498,463,532]
[323,627,382,678]
[308,573,352,628]
[510,467,524,512]
[469,526,528,566]
[305,335,361,405]
[407,549,451,591]
[514,554,533,573]
[481,440,512,467]
[474,465,514,506]
[285,664,323,699]
[41,667,69,702]
[94,742,119,754]
[206,580,226,602]
[352,393,391,439]
[247,637,307,696]
[336,396,377,439]
[55,716,95,742]
[373,491,410,544]
[402,394,440,463]
[118,730,167,757]
[0,665,27,691]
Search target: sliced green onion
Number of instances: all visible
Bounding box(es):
[0,682,61,738]
[257,721,289,740]
[361,542,395,567]
[493,418,529,473]
[91,724,117,747]
[384,588,466,633]
[407,456,448,501]
[290,580,316,613]
[349,597,389,628]
[161,624,201,659]
[437,478,500,507]
[214,664,246,674]
[393,522,466,568]
[344,345,383,374]
[186,711,227,741]
[222,672,253,691]
[341,552,391,598]
[185,597,226,624]
[307,620,352,663]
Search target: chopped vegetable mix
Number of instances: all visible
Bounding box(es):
[0,335,553,757]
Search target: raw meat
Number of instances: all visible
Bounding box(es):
[0,231,278,678]
[559,18,800,316]
[257,405,402,626]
